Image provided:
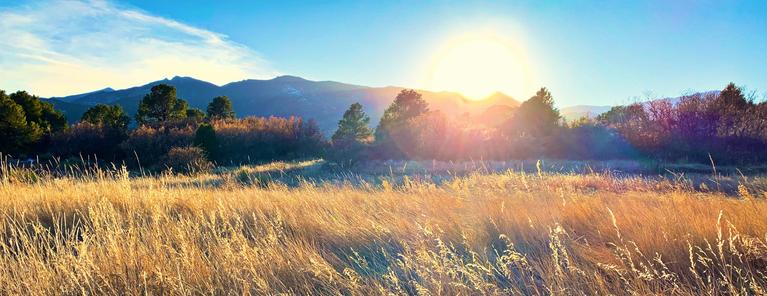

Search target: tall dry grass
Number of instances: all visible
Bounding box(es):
[0,162,765,295]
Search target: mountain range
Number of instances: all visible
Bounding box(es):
[46,75,609,134]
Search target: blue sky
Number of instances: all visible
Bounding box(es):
[1,0,765,106]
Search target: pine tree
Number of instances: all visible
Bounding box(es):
[135,84,188,124]
[374,89,429,142]
[508,87,561,137]
[194,123,218,161]
[186,108,206,122]
[81,104,130,130]
[0,91,43,155]
[716,82,753,137]
[719,82,749,109]
[207,96,235,120]
[9,91,66,133]
[332,103,372,143]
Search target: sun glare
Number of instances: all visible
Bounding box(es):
[426,34,531,101]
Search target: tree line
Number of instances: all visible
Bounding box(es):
[596,83,767,163]
[1,84,323,172]
[1,82,766,171]
[329,82,767,165]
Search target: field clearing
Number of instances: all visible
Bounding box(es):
[0,161,766,295]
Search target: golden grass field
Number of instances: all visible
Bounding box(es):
[0,160,766,295]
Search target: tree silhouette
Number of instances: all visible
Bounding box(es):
[718,82,749,110]
[375,89,429,142]
[207,96,235,120]
[135,84,188,125]
[81,104,130,130]
[715,82,751,137]
[0,91,43,155]
[332,103,372,143]
[194,123,219,161]
[9,91,66,133]
[508,87,561,137]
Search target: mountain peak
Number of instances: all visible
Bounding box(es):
[50,86,115,102]
[272,75,308,82]
[93,87,114,92]
[486,91,512,100]
[169,76,203,82]
[142,76,220,88]
[482,91,519,107]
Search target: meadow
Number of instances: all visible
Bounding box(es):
[0,160,766,295]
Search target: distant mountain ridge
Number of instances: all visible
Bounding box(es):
[47,75,520,134]
[47,75,720,133]
[56,87,116,103]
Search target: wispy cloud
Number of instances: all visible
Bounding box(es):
[0,0,277,97]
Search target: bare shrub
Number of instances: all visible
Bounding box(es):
[120,124,196,168]
[213,116,325,165]
[51,122,127,161]
[160,146,212,174]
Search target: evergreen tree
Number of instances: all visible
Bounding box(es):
[715,82,752,137]
[508,87,561,137]
[135,84,188,124]
[9,91,66,133]
[194,123,218,161]
[332,103,372,143]
[0,91,43,155]
[207,96,235,120]
[81,104,130,130]
[374,89,429,142]
[40,101,67,133]
[718,82,749,109]
[186,108,206,122]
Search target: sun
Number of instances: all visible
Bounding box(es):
[426,34,531,101]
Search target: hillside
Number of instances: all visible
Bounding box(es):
[48,76,520,134]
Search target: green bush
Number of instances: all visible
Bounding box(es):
[194,123,219,161]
